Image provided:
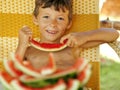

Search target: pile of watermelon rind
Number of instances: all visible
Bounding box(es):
[0,52,92,90]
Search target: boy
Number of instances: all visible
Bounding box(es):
[16,0,119,70]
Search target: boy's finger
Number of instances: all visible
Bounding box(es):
[69,41,74,47]
[29,35,33,41]
[66,39,72,47]
[21,26,32,31]
[60,34,71,43]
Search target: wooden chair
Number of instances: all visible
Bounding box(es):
[0,0,119,90]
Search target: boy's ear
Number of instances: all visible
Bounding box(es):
[67,21,72,30]
[33,16,39,25]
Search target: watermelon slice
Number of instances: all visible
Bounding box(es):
[73,58,89,73]
[77,64,92,86]
[20,69,76,88]
[19,58,90,88]
[1,54,91,90]
[10,53,56,77]
[10,79,66,90]
[0,71,14,90]
[67,79,80,90]
[30,39,67,52]
[3,58,23,77]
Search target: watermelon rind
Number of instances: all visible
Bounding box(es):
[77,59,89,73]
[20,69,77,88]
[30,39,67,52]
[3,58,17,77]
[68,79,80,90]
[10,53,43,77]
[80,64,92,86]
[19,58,90,88]
[10,79,67,90]
[20,62,89,88]
[10,52,56,77]
[10,80,27,90]
[0,75,13,90]
[53,83,66,90]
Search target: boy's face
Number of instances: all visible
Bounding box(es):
[33,6,72,43]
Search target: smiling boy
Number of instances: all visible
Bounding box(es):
[16,0,119,70]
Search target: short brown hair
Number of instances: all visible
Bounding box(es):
[33,0,72,22]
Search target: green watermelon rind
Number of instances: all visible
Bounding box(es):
[20,69,77,88]
[10,79,67,90]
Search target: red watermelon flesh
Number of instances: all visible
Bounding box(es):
[3,59,23,77]
[30,39,67,52]
[0,71,14,89]
[0,71,14,83]
[77,64,92,84]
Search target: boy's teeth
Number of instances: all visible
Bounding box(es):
[47,30,57,34]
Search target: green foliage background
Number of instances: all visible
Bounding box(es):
[100,58,120,90]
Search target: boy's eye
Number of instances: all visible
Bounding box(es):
[58,17,64,21]
[43,16,49,18]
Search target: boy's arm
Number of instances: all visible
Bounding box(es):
[15,26,32,59]
[80,28,119,48]
[60,28,119,48]
[15,44,28,60]
[86,28,118,42]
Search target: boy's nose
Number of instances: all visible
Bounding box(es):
[50,19,57,27]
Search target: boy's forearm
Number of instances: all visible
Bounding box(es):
[15,44,27,60]
[79,28,119,48]
[86,28,119,42]
[80,41,103,48]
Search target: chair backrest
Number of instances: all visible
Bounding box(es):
[0,0,100,90]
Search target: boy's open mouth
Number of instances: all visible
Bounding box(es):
[46,30,58,34]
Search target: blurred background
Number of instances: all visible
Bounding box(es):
[99,0,120,90]
[100,0,120,21]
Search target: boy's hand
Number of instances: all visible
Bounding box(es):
[18,26,32,48]
[60,32,89,47]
